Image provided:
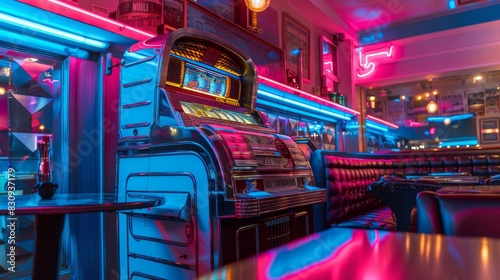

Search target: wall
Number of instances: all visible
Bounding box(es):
[271,0,356,108]
[75,0,356,104]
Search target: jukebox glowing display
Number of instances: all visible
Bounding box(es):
[116,28,326,278]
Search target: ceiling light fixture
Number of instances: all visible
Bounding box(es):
[0,12,109,50]
[426,81,438,113]
[427,100,438,114]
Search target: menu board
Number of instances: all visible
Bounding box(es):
[187,3,285,83]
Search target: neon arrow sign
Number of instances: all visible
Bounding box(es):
[357,44,394,78]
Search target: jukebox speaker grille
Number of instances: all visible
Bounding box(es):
[170,41,242,75]
[166,57,183,86]
[229,78,240,99]
[265,215,291,248]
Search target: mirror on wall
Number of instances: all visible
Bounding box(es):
[320,35,338,95]
[364,71,500,149]
[365,71,500,127]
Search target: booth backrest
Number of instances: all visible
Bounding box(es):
[310,148,500,231]
[416,191,500,238]
[310,152,390,230]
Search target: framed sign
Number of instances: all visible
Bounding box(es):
[485,88,500,115]
[283,13,310,81]
[467,90,485,116]
[163,0,186,30]
[478,117,500,144]
[439,92,465,116]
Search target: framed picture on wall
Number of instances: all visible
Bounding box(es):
[484,88,500,115]
[478,117,500,144]
[439,92,465,116]
[283,13,310,81]
[162,0,187,31]
[246,6,280,47]
[467,90,485,116]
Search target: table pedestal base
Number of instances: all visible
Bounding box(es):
[33,214,65,280]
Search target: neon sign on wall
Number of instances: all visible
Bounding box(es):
[356,44,394,78]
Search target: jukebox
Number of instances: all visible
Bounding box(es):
[116,28,326,279]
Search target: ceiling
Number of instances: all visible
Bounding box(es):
[321,0,500,43]
[293,0,500,89]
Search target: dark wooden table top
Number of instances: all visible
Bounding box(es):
[0,193,164,215]
[199,227,500,280]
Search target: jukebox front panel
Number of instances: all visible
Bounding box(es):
[118,29,326,278]
[165,41,245,107]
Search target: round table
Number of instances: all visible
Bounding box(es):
[0,193,164,280]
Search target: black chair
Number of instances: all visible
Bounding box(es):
[417,191,500,238]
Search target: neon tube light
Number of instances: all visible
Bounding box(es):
[366,122,389,132]
[48,0,155,38]
[366,115,399,129]
[259,89,353,121]
[257,99,342,124]
[0,27,90,59]
[427,113,474,122]
[258,90,352,121]
[258,76,399,129]
[257,86,354,119]
[258,76,359,116]
[357,45,394,78]
[0,12,109,49]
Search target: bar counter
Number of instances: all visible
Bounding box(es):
[199,227,500,280]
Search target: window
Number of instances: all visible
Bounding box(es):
[0,51,63,278]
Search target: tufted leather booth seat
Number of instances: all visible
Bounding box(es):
[416,191,500,238]
[310,148,500,232]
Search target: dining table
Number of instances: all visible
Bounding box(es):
[198,226,500,280]
[438,184,500,193]
[411,173,480,185]
[0,192,164,280]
